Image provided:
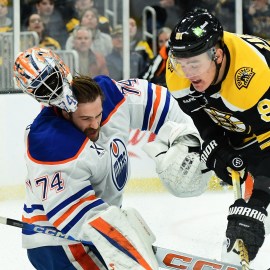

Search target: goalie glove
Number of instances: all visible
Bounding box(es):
[79,206,158,270]
[157,121,202,148]
[226,198,267,261]
[143,121,211,197]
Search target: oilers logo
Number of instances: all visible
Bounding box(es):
[110,138,128,191]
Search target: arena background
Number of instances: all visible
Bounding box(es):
[0,0,244,200]
[0,93,226,201]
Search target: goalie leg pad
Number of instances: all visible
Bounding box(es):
[123,207,156,262]
[80,206,158,270]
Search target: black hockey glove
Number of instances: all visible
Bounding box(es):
[226,198,267,261]
[200,139,247,185]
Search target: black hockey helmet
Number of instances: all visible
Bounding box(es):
[169,9,224,58]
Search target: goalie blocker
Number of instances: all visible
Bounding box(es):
[143,121,211,197]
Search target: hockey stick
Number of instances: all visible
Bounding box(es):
[231,170,250,270]
[0,215,243,270]
[0,216,93,246]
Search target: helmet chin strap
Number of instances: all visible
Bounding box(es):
[211,61,221,85]
[211,50,224,85]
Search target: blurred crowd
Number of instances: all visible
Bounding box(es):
[1,0,270,86]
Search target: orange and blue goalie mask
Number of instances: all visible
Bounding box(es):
[14,47,78,112]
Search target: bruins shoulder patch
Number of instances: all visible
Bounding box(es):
[235,67,255,89]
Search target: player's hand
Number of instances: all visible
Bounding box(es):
[226,198,267,261]
[200,139,247,185]
[178,91,207,115]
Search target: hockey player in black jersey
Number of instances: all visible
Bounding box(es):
[166,9,270,265]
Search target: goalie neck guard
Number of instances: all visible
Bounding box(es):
[13,47,77,112]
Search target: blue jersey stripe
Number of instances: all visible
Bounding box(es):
[155,90,171,134]
[47,185,93,219]
[142,83,153,130]
[24,204,45,214]
[61,198,104,233]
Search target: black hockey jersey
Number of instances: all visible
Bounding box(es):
[166,31,270,152]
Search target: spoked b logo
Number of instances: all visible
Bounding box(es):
[232,157,244,169]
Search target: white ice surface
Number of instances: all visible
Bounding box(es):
[0,191,269,269]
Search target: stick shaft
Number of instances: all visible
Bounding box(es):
[0,215,243,269]
[0,216,93,245]
[231,170,250,270]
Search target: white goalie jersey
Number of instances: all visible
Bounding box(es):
[22,75,205,251]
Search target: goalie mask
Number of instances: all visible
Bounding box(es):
[168,9,223,79]
[13,47,78,112]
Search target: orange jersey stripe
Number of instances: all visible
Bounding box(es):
[69,243,101,270]
[27,137,89,165]
[22,214,48,223]
[149,85,162,129]
[102,98,125,126]
[90,217,152,270]
[53,195,97,227]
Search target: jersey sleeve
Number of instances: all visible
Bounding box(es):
[114,78,195,134]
